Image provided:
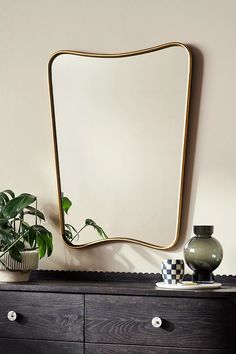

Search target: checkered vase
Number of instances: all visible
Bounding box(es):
[161,259,185,284]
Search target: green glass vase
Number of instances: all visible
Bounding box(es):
[184,225,223,283]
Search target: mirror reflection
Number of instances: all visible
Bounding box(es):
[49,43,192,249]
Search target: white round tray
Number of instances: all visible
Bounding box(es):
[155,281,222,290]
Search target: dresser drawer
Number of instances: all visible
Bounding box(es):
[0,338,83,354]
[85,343,231,354]
[0,292,84,341]
[85,295,234,349]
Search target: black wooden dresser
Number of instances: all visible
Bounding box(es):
[0,271,235,354]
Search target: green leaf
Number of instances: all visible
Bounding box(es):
[64,229,73,240]
[0,225,13,235]
[37,235,46,259]
[23,206,45,221]
[0,219,9,227]
[85,219,108,239]
[16,240,25,252]
[61,197,72,214]
[65,223,79,241]
[21,221,30,233]
[0,193,9,204]
[43,233,53,257]
[85,219,96,226]
[9,245,22,262]
[21,221,31,243]
[3,190,15,198]
[0,226,14,244]
[0,190,15,213]
[2,193,36,219]
[0,194,9,213]
[29,225,53,259]
[6,239,24,263]
[65,223,78,234]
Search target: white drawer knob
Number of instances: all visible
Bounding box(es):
[151,316,162,328]
[7,311,17,322]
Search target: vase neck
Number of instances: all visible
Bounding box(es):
[195,234,212,239]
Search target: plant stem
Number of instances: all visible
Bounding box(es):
[35,198,38,226]
[78,224,87,233]
[0,230,30,271]
[0,258,12,271]
[0,234,24,259]
[18,212,23,235]
[18,220,22,234]
[0,229,29,260]
[70,224,87,242]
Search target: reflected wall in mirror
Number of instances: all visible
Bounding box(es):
[49,42,192,250]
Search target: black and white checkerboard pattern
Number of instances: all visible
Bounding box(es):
[161,259,184,284]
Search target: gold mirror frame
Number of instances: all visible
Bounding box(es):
[48,42,192,250]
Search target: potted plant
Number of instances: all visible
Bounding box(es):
[0,189,53,282]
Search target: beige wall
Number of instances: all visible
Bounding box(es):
[1,0,235,274]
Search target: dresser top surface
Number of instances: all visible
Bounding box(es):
[0,271,235,298]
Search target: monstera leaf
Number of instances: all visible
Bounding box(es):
[2,193,36,219]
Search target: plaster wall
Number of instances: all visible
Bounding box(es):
[0,0,235,274]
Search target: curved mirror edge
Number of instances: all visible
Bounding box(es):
[48,42,192,250]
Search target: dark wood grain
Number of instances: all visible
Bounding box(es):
[0,273,235,353]
[85,343,232,354]
[0,338,83,354]
[85,294,235,349]
[0,291,84,341]
[0,280,235,299]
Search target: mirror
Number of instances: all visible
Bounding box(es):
[49,42,192,250]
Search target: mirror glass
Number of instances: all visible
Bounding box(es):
[49,43,191,249]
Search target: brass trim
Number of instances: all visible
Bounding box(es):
[48,42,192,250]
